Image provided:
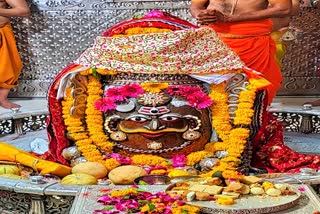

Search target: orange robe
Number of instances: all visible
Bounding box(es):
[209,20,282,104]
[0,23,23,89]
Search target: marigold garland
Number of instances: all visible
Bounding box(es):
[200,82,257,179]
[131,154,168,166]
[62,75,257,179]
[85,76,114,154]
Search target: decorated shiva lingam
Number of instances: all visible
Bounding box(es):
[47,10,266,183]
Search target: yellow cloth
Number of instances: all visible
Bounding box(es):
[0,142,71,177]
[0,23,23,89]
[271,30,288,68]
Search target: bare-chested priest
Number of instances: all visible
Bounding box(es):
[190,0,292,105]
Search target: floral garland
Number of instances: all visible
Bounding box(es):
[62,74,257,178]
[94,82,213,112]
[201,82,257,179]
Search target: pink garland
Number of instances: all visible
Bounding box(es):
[95,84,213,112]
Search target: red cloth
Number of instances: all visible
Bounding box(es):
[209,20,282,105]
[251,112,320,173]
[41,64,80,165]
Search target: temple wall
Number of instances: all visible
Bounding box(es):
[9,0,320,97]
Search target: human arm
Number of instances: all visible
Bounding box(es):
[0,0,31,17]
[190,0,220,25]
[272,0,300,31]
[190,0,209,19]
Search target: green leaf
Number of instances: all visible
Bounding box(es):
[212,171,223,178]
[91,67,101,79]
[136,188,147,192]
[128,208,140,213]
[147,202,155,211]
[138,180,149,185]
[102,206,113,210]
[182,210,189,214]
[138,200,148,204]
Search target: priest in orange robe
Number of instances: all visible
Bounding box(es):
[190,0,292,105]
[0,0,30,109]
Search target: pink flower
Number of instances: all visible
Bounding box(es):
[188,92,213,109]
[180,86,202,97]
[166,85,184,96]
[122,84,144,98]
[172,154,187,167]
[298,187,306,192]
[106,87,127,102]
[94,98,116,112]
[143,10,165,18]
[110,153,132,165]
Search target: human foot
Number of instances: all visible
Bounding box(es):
[304,99,320,107]
[0,99,21,109]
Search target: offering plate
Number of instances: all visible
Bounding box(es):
[167,184,301,214]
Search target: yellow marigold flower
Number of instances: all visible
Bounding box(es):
[234,117,252,125]
[230,128,250,138]
[237,102,254,109]
[220,157,241,164]
[168,169,190,177]
[94,141,114,153]
[87,95,102,102]
[212,142,229,151]
[110,188,137,197]
[150,169,167,175]
[131,154,167,166]
[104,158,121,171]
[140,82,169,93]
[204,142,218,153]
[85,108,101,115]
[86,114,103,120]
[66,126,86,132]
[78,68,91,75]
[69,133,89,141]
[140,204,150,212]
[81,150,102,157]
[171,205,200,214]
[186,151,212,166]
[90,134,109,142]
[87,88,104,95]
[222,170,243,180]
[87,156,104,162]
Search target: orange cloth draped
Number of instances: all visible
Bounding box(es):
[0,23,23,89]
[0,142,71,177]
[209,20,282,105]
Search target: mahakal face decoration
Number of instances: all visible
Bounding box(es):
[101,81,212,158]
